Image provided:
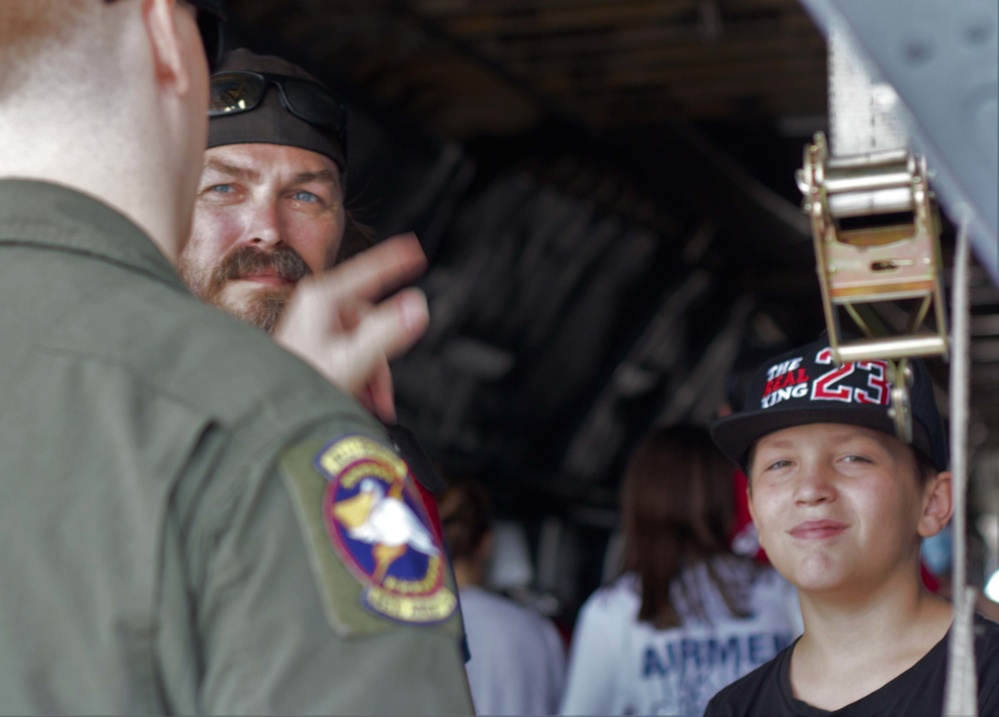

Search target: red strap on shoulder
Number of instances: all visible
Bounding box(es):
[415,479,445,545]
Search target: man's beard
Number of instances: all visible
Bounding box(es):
[180,245,311,333]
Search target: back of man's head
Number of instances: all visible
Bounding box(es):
[0,1,145,188]
[0,2,113,99]
[0,0,230,260]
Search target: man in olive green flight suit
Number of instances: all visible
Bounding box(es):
[0,1,473,714]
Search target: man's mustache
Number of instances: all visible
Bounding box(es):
[214,245,311,286]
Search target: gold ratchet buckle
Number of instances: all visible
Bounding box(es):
[797,132,948,442]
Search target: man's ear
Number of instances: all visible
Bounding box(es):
[143,0,192,95]
[918,470,954,539]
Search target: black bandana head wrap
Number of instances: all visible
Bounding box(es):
[207,49,347,173]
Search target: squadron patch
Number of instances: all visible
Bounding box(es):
[313,435,457,625]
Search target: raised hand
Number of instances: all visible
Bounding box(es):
[273,233,429,423]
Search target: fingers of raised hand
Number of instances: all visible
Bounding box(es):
[304,233,427,308]
[274,286,428,403]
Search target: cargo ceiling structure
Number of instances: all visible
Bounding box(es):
[225,0,999,522]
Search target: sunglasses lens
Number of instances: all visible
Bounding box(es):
[209,72,265,117]
[283,80,347,142]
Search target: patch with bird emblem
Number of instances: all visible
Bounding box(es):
[281,434,458,635]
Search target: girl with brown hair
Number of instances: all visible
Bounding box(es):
[560,426,800,716]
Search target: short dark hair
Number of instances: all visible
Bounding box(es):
[438,480,493,563]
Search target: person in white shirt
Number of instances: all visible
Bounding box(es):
[439,480,566,716]
[560,425,801,716]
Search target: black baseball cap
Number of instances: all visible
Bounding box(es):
[711,336,949,472]
[207,49,348,173]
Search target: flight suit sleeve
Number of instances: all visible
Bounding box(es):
[194,429,474,716]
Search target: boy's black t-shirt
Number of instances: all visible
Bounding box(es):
[705,616,999,716]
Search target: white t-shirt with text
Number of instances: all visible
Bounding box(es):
[560,559,801,716]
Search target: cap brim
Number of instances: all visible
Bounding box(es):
[711,403,934,471]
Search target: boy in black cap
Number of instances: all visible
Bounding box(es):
[706,336,999,715]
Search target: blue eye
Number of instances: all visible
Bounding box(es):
[292,190,320,202]
[209,184,234,193]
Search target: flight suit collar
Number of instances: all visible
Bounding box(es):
[0,180,187,292]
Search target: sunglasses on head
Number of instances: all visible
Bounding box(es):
[208,70,348,150]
